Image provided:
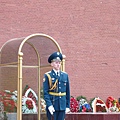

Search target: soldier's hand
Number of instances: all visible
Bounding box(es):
[65,108,70,113]
[48,105,55,115]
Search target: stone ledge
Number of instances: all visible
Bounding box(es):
[6,113,120,120]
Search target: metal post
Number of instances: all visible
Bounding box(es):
[38,57,41,120]
[17,52,23,120]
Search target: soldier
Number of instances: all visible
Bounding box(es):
[43,52,70,120]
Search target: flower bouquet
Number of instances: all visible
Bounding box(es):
[40,98,46,112]
[23,85,46,113]
[0,90,17,113]
[70,96,79,112]
[0,85,46,114]
[106,96,119,112]
[77,96,92,112]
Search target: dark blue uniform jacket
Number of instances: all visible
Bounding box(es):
[43,69,70,111]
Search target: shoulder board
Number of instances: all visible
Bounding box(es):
[61,71,67,74]
[45,71,52,88]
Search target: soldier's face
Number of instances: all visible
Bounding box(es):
[51,60,61,70]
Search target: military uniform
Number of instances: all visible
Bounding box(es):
[43,52,70,120]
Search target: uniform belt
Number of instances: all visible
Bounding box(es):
[49,92,66,96]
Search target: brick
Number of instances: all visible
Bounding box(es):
[0,0,120,102]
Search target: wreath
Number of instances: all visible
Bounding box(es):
[23,85,46,113]
[91,97,108,112]
[22,96,37,113]
[23,85,38,105]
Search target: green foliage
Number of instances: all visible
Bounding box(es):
[4,112,8,120]
[89,97,98,108]
[76,95,87,101]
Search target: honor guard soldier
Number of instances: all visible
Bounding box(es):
[43,52,70,120]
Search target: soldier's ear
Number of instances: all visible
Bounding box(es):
[51,62,54,67]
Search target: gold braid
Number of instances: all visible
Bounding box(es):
[45,73,58,90]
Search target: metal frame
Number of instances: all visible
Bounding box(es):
[0,33,66,120]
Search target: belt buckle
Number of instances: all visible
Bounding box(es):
[59,92,61,96]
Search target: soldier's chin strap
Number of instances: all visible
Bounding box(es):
[45,73,58,90]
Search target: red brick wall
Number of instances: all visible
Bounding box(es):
[0,0,120,101]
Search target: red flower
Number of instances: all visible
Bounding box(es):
[70,97,79,112]
[26,99,33,109]
[0,91,17,112]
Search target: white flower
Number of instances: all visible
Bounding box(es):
[11,95,17,102]
[4,90,11,93]
[12,91,17,96]
[79,98,88,106]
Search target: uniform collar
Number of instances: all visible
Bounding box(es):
[53,69,60,76]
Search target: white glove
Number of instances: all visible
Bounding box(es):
[48,105,55,115]
[65,108,70,113]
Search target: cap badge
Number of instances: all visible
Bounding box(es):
[56,57,60,60]
[57,52,60,55]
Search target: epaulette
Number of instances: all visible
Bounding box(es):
[45,71,51,74]
[61,71,67,74]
